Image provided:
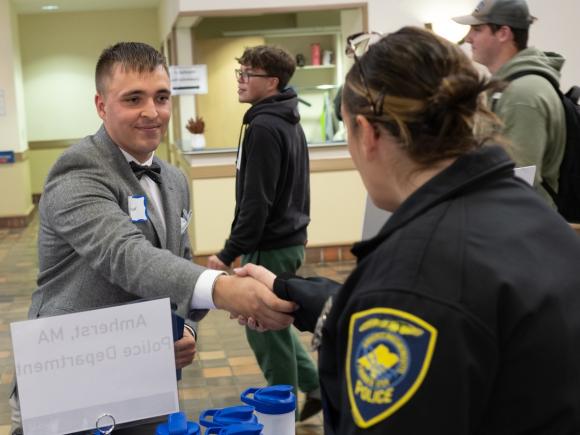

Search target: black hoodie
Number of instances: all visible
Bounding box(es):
[217,88,310,266]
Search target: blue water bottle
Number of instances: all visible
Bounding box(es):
[240,385,295,435]
[205,423,264,434]
[155,412,201,435]
[199,405,258,430]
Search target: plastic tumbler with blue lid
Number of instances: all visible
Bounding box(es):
[240,385,295,435]
[205,423,264,434]
[199,405,258,429]
[155,412,201,435]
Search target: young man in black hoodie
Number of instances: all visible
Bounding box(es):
[207,45,321,420]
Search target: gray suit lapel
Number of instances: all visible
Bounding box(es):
[93,126,167,249]
[146,194,167,249]
[157,158,180,254]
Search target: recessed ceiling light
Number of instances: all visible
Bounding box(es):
[41,4,59,11]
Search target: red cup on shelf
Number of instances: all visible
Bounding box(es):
[310,43,321,66]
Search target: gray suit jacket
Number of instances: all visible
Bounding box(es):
[29,126,206,320]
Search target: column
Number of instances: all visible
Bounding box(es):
[174,23,199,150]
[0,0,33,228]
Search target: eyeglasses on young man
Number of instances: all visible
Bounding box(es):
[234,69,273,82]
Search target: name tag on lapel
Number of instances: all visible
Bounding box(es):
[128,195,147,222]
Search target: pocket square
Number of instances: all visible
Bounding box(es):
[180,209,192,234]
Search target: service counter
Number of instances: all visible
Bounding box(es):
[171,143,367,260]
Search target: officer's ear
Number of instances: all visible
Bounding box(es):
[356,115,382,161]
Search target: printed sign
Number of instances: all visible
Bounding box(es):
[169,65,208,95]
[11,298,178,435]
[514,165,536,186]
[361,196,391,240]
[0,151,15,164]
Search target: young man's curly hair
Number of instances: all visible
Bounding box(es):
[237,45,296,91]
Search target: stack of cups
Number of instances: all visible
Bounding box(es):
[199,405,258,431]
[240,385,296,435]
[155,412,201,435]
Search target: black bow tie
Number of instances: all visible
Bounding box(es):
[129,161,162,185]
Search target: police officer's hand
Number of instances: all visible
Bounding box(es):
[174,326,196,369]
[233,263,276,290]
[212,274,296,330]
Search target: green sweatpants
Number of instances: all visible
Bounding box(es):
[242,245,320,416]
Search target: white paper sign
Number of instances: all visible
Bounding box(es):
[514,165,536,186]
[169,65,208,95]
[362,195,391,240]
[11,298,178,435]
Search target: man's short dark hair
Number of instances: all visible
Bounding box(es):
[488,23,528,51]
[237,45,296,91]
[95,42,168,94]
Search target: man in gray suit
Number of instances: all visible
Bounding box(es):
[10,42,295,435]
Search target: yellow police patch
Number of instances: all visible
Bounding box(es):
[346,307,437,428]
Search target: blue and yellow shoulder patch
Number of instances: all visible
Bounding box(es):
[346,307,437,428]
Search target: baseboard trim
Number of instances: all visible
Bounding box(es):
[193,244,356,266]
[0,205,36,228]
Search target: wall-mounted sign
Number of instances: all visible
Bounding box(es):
[0,151,15,164]
[169,65,208,95]
[11,298,178,435]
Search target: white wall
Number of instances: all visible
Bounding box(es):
[174,0,474,31]
[0,0,32,219]
[0,0,28,152]
[527,0,579,91]
[19,9,160,142]
[159,0,180,42]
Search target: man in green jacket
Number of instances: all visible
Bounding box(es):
[453,0,566,206]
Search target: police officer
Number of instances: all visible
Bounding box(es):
[237,26,580,434]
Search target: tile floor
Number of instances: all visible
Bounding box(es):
[0,214,355,434]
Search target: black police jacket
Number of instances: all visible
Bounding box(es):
[274,145,580,434]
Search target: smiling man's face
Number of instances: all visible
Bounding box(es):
[95,64,171,162]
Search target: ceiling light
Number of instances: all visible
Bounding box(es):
[41,4,59,11]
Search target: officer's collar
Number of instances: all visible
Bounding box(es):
[352,145,514,260]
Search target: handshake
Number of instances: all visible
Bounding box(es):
[212,264,291,331]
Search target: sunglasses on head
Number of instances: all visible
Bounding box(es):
[345,32,384,117]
